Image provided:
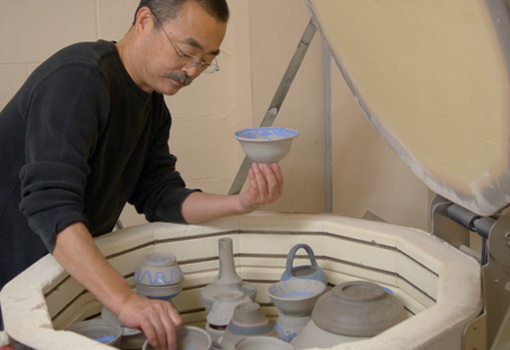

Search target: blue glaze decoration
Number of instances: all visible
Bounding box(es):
[94,334,115,343]
[235,127,299,141]
[274,322,297,343]
[134,269,183,286]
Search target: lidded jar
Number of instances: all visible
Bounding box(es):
[134,253,184,300]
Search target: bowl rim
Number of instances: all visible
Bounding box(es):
[266,279,326,301]
[234,127,300,142]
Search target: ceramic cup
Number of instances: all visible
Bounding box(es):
[142,326,212,350]
[66,319,122,347]
[135,253,184,300]
[267,279,326,317]
[220,302,277,350]
[233,127,300,164]
[206,291,252,349]
[280,244,327,285]
[235,336,294,350]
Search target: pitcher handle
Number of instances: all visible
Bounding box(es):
[285,243,319,277]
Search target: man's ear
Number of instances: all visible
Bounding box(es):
[134,6,154,38]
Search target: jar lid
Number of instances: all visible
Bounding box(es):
[312,281,406,337]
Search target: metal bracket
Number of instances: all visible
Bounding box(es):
[431,195,510,350]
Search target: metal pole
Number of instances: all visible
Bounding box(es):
[324,42,333,213]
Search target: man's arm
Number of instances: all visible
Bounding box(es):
[181,162,284,223]
[52,222,180,350]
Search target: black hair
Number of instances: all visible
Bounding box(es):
[133,0,229,26]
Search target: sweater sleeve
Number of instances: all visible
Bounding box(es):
[129,102,201,224]
[18,65,109,252]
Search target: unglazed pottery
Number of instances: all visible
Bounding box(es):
[313,280,406,337]
[206,291,252,349]
[234,127,300,164]
[235,336,294,350]
[280,244,327,285]
[220,303,277,350]
[66,319,122,347]
[135,253,184,301]
[142,326,212,350]
[292,280,406,349]
[267,279,326,317]
[201,238,257,312]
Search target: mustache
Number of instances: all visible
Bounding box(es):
[164,71,193,86]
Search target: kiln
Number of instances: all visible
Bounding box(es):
[1,0,510,349]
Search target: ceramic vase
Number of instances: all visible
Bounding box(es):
[220,302,277,350]
[267,279,326,342]
[134,253,184,301]
[200,238,257,312]
[280,244,327,285]
[206,291,252,349]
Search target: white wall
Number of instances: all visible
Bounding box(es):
[0,0,431,231]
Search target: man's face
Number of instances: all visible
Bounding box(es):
[139,2,227,95]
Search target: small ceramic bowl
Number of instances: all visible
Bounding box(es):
[134,253,184,286]
[66,319,122,347]
[142,326,212,350]
[267,279,326,317]
[234,127,300,164]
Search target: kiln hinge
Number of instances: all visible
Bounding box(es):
[430,195,510,350]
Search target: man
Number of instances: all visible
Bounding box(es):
[0,1,284,349]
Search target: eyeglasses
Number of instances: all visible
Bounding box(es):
[152,12,220,74]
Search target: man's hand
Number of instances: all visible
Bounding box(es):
[117,294,182,350]
[238,162,284,212]
[52,223,181,350]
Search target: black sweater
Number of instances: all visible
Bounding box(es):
[0,40,196,289]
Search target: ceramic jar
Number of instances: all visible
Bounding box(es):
[220,302,277,350]
[134,253,184,301]
[206,291,252,349]
[142,326,212,350]
[280,244,327,285]
[292,280,407,349]
[66,319,122,347]
[200,238,257,312]
[267,279,326,342]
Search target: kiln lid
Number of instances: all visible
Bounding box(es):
[306,0,510,216]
